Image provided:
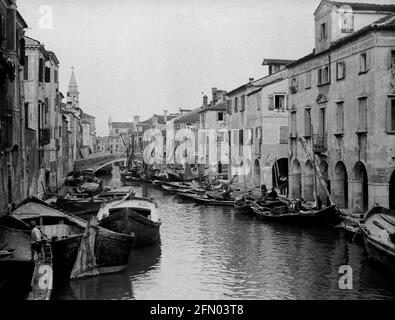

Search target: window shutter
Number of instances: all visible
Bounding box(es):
[366,51,370,71]
[286,94,289,110]
[0,14,4,39]
[388,98,395,132]
[268,94,274,110]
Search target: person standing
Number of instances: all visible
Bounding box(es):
[30,221,44,260]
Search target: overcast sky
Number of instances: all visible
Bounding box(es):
[17,0,392,136]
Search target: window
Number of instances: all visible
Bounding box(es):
[290,77,298,93]
[59,126,62,138]
[341,11,354,33]
[336,61,345,80]
[0,13,5,41]
[115,129,119,134]
[305,71,311,89]
[336,102,344,133]
[24,103,29,129]
[304,108,312,137]
[387,98,395,133]
[45,67,51,83]
[274,94,286,111]
[257,94,261,111]
[318,107,326,134]
[358,98,367,132]
[54,70,59,83]
[39,58,44,82]
[290,111,297,137]
[359,52,369,73]
[234,97,238,113]
[241,95,246,111]
[279,126,289,144]
[320,23,327,40]
[390,50,395,72]
[218,112,224,121]
[24,56,29,80]
[318,65,330,85]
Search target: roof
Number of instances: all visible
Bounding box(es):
[225,83,249,97]
[24,36,50,59]
[262,58,295,66]
[199,101,229,113]
[46,51,59,65]
[327,1,395,12]
[111,122,134,129]
[288,12,395,69]
[16,11,28,29]
[173,107,201,124]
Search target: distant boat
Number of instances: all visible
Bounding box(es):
[98,197,161,247]
[359,206,395,271]
[11,197,134,280]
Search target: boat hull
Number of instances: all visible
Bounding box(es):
[299,205,341,226]
[100,208,161,247]
[361,230,395,271]
[51,227,133,279]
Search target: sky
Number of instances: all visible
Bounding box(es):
[16,0,393,136]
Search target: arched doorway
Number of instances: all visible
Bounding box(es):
[333,161,348,209]
[253,159,261,188]
[303,160,315,201]
[272,158,288,195]
[290,159,302,199]
[390,170,395,211]
[352,161,368,212]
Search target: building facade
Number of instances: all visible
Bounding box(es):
[287,0,395,212]
[226,59,292,191]
[0,0,27,213]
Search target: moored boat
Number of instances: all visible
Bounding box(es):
[11,197,134,280]
[359,206,395,271]
[0,224,35,299]
[98,197,161,247]
[55,186,134,219]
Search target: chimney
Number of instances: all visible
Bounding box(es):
[133,115,140,126]
[164,109,168,123]
[203,95,208,107]
[212,87,217,102]
[249,78,254,83]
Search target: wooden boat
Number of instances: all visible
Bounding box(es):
[252,199,301,223]
[28,240,53,300]
[55,186,134,219]
[234,196,258,215]
[0,224,35,299]
[11,197,134,280]
[98,197,161,247]
[359,206,395,271]
[177,192,234,206]
[298,205,341,226]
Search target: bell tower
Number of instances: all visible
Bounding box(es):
[67,67,79,108]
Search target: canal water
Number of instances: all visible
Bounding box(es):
[52,166,395,300]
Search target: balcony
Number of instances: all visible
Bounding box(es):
[313,133,327,154]
[39,128,50,145]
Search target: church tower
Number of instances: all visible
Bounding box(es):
[67,67,79,108]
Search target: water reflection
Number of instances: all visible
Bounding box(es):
[52,166,395,300]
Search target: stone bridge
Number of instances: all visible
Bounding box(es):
[74,152,143,172]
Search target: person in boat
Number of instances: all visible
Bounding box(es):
[260,184,267,198]
[267,188,278,199]
[279,175,287,195]
[222,185,232,201]
[30,221,45,260]
[217,161,222,174]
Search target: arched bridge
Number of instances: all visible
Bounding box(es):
[74,152,143,172]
